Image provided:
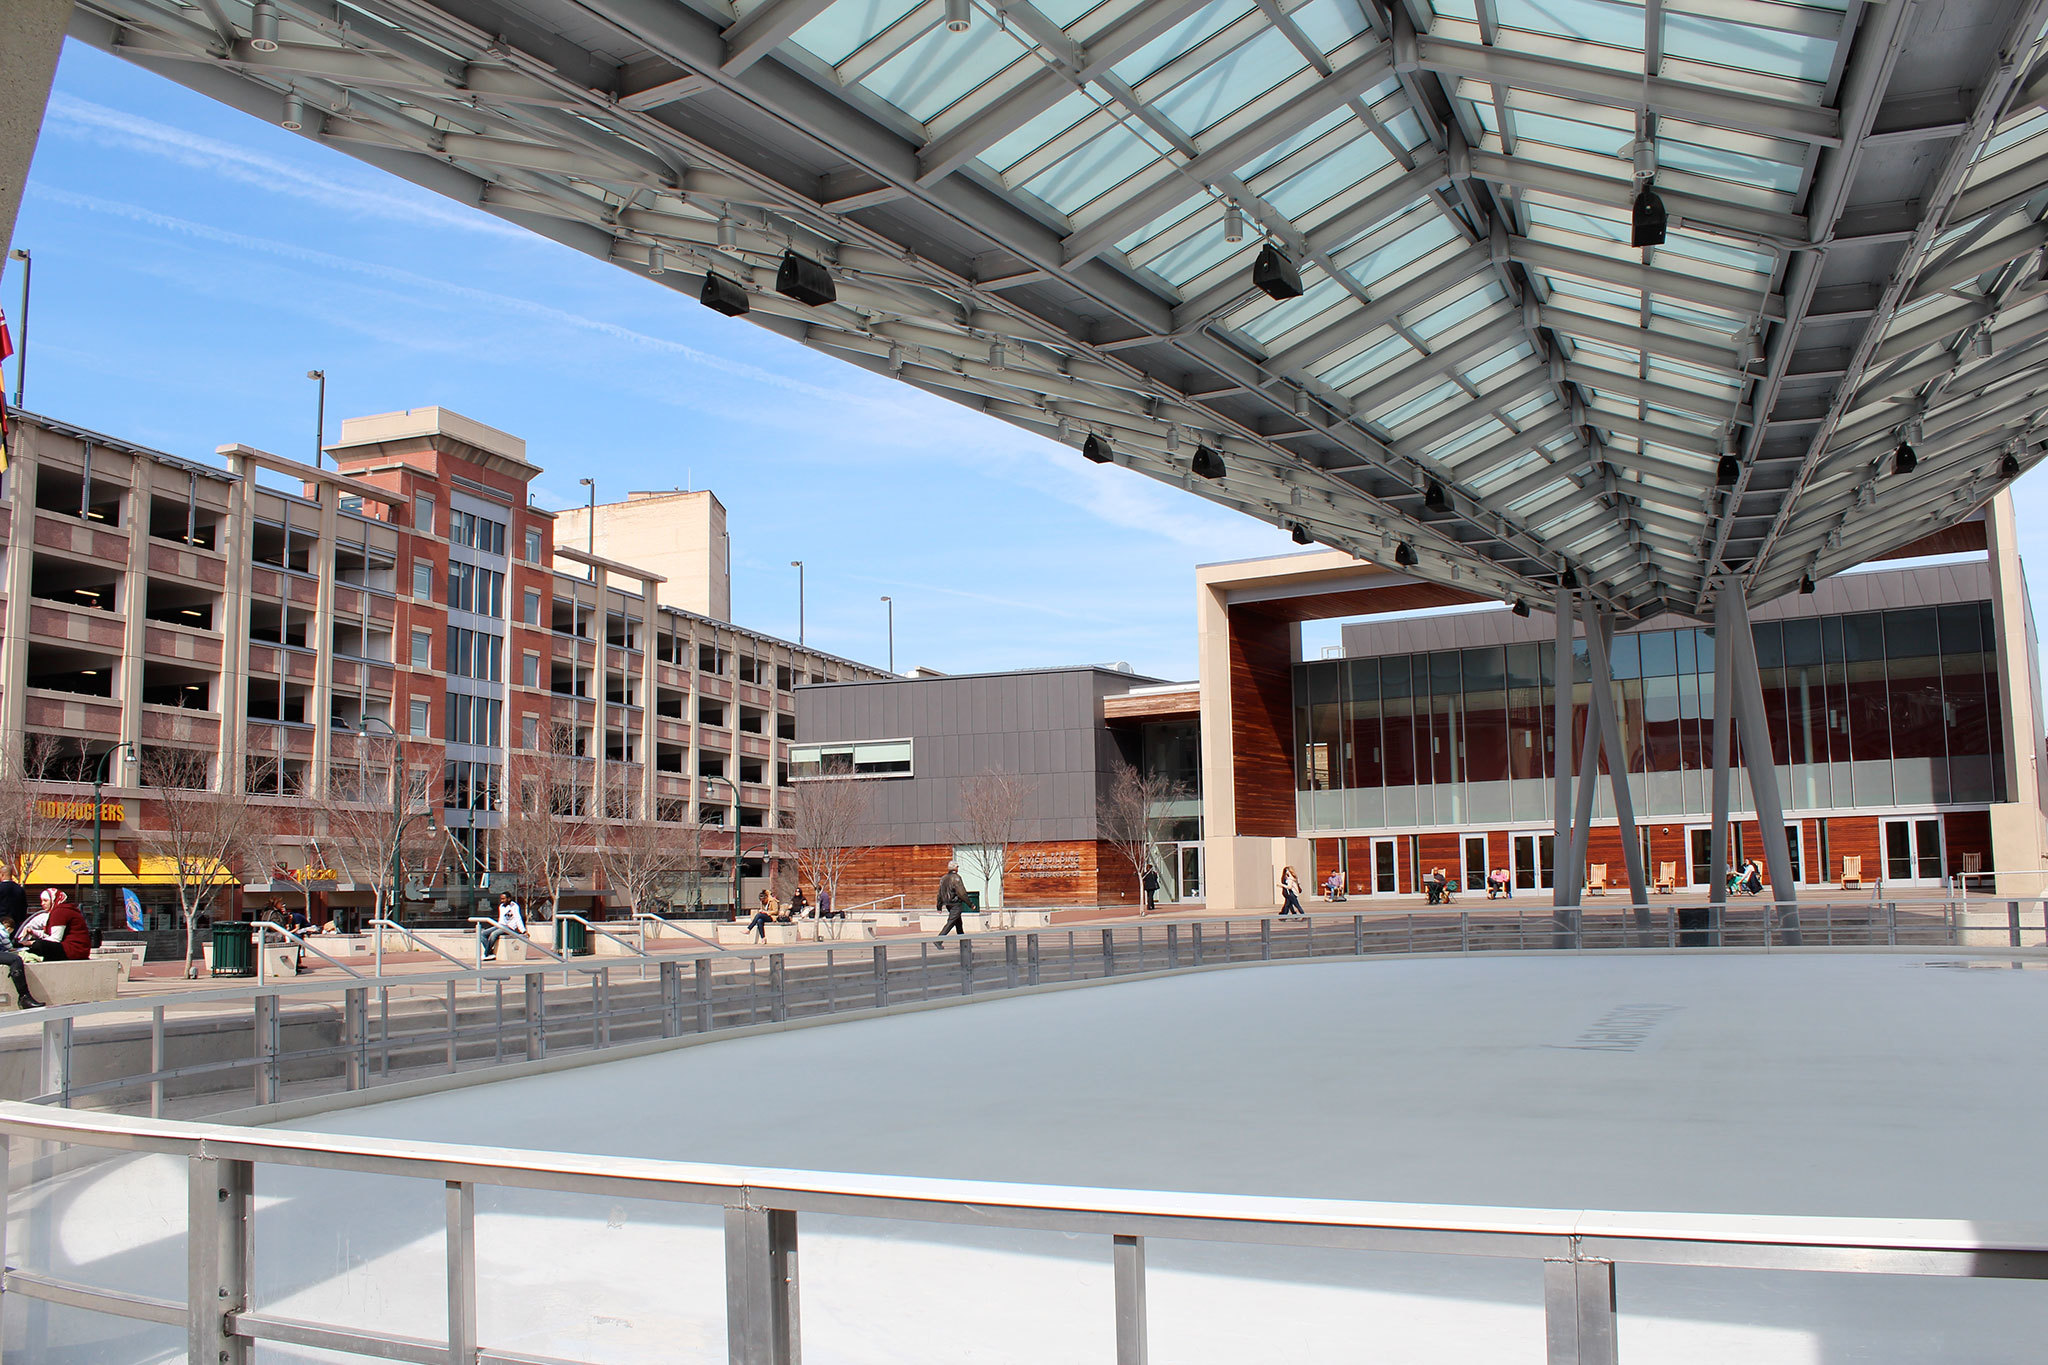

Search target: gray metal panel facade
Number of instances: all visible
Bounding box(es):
[794,668,1161,846]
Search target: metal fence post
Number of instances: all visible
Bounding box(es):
[189,1156,252,1365]
[769,954,788,1023]
[1543,1253,1616,1365]
[960,939,975,995]
[1166,922,1179,969]
[445,981,459,1073]
[525,972,546,1061]
[343,987,368,1092]
[1027,932,1041,986]
[151,1003,168,1117]
[872,944,889,1009]
[1113,1233,1148,1365]
[40,1016,72,1106]
[1005,933,1020,989]
[1102,928,1117,977]
[253,994,280,1106]
[1352,914,1363,957]
[2009,900,2023,948]
[696,957,715,1033]
[1191,922,1204,966]
[661,961,683,1037]
[1460,913,1469,954]
[1886,899,1898,947]
[725,1206,800,1365]
[1259,918,1271,961]
[446,1180,477,1365]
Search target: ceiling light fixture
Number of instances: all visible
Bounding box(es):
[2003,450,2024,479]
[1290,522,1314,545]
[988,337,1005,370]
[250,0,280,51]
[1512,599,1531,617]
[280,94,305,131]
[1223,201,1244,244]
[1424,480,1450,513]
[1393,541,1418,567]
[646,245,665,276]
[945,0,972,32]
[1976,326,1994,359]
[716,216,737,249]
[1082,434,1112,464]
[1892,441,1917,475]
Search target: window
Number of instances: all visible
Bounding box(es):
[525,527,543,562]
[450,509,507,555]
[523,589,541,625]
[522,714,540,749]
[445,563,504,615]
[523,652,540,687]
[413,494,435,535]
[790,738,913,778]
[410,629,431,669]
[444,626,503,681]
[443,694,503,746]
[412,560,432,600]
[409,697,430,738]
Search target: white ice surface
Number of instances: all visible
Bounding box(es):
[12,953,2048,1363]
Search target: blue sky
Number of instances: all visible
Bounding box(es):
[8,41,1303,681]
[13,41,2048,682]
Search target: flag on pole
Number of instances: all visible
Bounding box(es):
[0,304,13,472]
[122,887,146,933]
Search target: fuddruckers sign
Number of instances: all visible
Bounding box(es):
[34,798,124,822]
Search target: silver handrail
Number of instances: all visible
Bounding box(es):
[631,910,725,952]
[467,916,569,969]
[247,922,366,984]
[2,1097,2045,1365]
[556,912,648,957]
[368,917,473,978]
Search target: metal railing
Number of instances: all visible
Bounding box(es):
[3,1096,2046,1365]
[370,918,473,979]
[631,910,723,952]
[249,921,367,984]
[5,897,2042,1125]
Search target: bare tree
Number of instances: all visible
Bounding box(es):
[595,772,704,918]
[139,748,278,977]
[957,768,1035,908]
[315,736,442,926]
[498,722,599,920]
[1099,759,1187,912]
[789,777,873,913]
[0,734,83,884]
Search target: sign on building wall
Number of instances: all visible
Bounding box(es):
[35,798,124,823]
[1013,849,1083,879]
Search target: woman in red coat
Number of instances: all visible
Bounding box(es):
[16,889,92,961]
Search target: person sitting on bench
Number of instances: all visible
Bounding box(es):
[16,889,91,962]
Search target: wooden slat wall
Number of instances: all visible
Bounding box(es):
[833,839,1134,909]
[1944,809,1993,871]
[1230,606,1298,838]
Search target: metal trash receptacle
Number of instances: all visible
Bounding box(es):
[554,916,590,956]
[211,920,255,977]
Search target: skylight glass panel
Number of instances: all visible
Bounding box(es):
[1544,276,1642,312]
[1411,282,1506,340]
[1236,107,1352,180]
[1471,448,1547,490]
[1428,0,1480,20]
[1662,12,1837,84]
[1526,202,1630,245]
[1152,26,1302,135]
[1984,108,2048,159]
[1034,0,1110,26]
[1022,124,1170,214]
[1265,140,1396,218]
[793,0,924,65]
[1341,214,1459,287]
[1466,342,1536,386]
[1145,221,1245,289]
[1496,0,1643,47]
[1385,109,1430,151]
[1291,0,1374,55]
[1113,0,1255,85]
[1656,138,1803,193]
[1504,395,1551,424]
[1509,108,1633,160]
[1375,380,1464,430]
[1652,232,1776,275]
[863,21,1032,122]
[1649,298,1746,331]
[1318,331,1412,389]
[981,90,1098,176]
[1238,274,1350,344]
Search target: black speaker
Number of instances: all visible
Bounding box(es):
[1800,575,1816,595]
[1631,183,1667,248]
[1424,480,1450,513]
[1892,442,1917,475]
[1717,454,1740,486]
[2003,452,2023,479]
[1561,568,1579,588]
[1512,599,1531,617]
[1252,244,1303,300]
[1190,445,1225,480]
[775,250,836,307]
[1081,434,1112,464]
[699,273,750,317]
[1393,541,1417,567]
[1290,522,1313,545]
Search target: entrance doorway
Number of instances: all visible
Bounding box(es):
[1688,826,1714,888]
[1882,816,1943,885]
[1369,838,1400,896]
[1511,833,1553,891]
[1149,842,1203,903]
[1462,834,1489,892]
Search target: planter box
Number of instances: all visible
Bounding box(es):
[917,913,987,935]
[982,910,1053,930]
[3,959,122,1009]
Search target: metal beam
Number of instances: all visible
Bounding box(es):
[1721,581,1801,939]
[721,0,837,76]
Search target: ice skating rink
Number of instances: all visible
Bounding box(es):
[13,952,2048,1363]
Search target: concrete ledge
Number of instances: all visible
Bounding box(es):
[917,913,986,934]
[3,959,122,1009]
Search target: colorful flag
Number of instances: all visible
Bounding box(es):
[0,304,12,471]
[122,887,145,933]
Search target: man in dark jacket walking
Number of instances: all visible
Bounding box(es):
[1141,864,1160,916]
[935,861,970,937]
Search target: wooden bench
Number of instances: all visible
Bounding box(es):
[2,959,123,1009]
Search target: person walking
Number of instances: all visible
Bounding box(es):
[1141,862,1160,916]
[478,891,525,960]
[1278,865,1305,916]
[935,860,970,937]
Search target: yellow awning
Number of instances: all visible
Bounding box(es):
[132,856,237,887]
[17,854,235,887]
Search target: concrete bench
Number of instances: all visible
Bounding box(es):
[2,959,123,1009]
[982,910,1053,930]
[852,911,919,928]
[917,912,987,935]
[713,922,827,946]
[91,942,148,983]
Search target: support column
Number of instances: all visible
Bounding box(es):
[0,0,69,258]
[1561,693,1601,914]
[1550,587,1575,941]
[1702,606,1736,947]
[1721,581,1801,941]
[1580,600,1649,924]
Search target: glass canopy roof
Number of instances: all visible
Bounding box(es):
[78,0,2048,619]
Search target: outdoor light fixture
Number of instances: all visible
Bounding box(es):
[775,250,836,307]
[1717,454,1740,486]
[1512,599,1530,617]
[716,216,737,249]
[250,0,280,51]
[1893,441,1917,475]
[1393,541,1417,567]
[699,272,749,317]
[945,0,972,31]
[988,337,1006,370]
[2003,451,2024,479]
[280,94,304,130]
[1223,202,1244,244]
[1082,433,1112,464]
[1252,244,1303,300]
[1290,522,1313,545]
[1976,326,1994,358]
[1424,479,1450,513]
[646,245,665,276]
[1190,444,1225,479]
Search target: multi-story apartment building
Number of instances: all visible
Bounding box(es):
[0,406,887,945]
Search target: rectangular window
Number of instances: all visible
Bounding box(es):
[522,714,540,749]
[523,652,539,688]
[409,697,430,738]
[412,560,432,600]
[525,527,543,561]
[790,738,914,778]
[410,629,431,669]
[413,494,434,535]
[524,589,541,625]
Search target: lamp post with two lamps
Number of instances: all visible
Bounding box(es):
[307,369,326,468]
[881,595,894,673]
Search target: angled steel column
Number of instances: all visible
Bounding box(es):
[1705,597,1736,947]
[1551,585,1577,941]
[1561,689,1602,916]
[1722,582,1802,941]
[1580,599,1650,924]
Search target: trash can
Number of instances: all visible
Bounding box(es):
[963,891,981,912]
[554,916,590,956]
[211,920,255,978]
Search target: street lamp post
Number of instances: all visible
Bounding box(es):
[791,560,805,645]
[881,595,894,673]
[711,772,743,915]
[578,477,594,556]
[307,369,326,468]
[356,717,433,921]
[91,741,137,931]
[8,248,30,408]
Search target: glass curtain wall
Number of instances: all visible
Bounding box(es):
[1294,603,2003,830]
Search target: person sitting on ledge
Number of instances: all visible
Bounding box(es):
[17,889,91,962]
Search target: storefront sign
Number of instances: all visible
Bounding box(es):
[35,798,124,823]
[1013,849,1083,879]
[287,867,341,891]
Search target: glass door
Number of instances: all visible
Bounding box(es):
[1371,838,1399,895]
[1688,827,1714,888]
[1462,834,1489,892]
[1511,833,1554,890]
[1882,817,1943,884]
[1176,843,1202,903]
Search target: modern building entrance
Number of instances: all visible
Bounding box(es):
[1511,834,1553,893]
